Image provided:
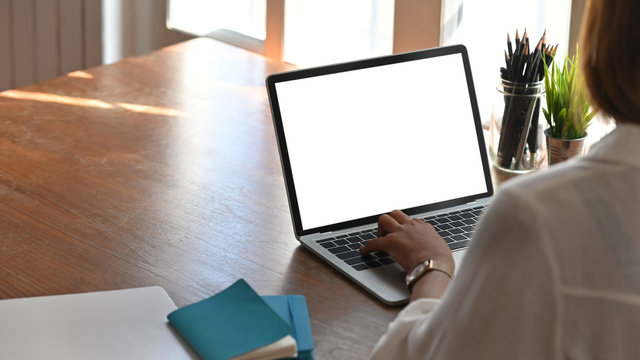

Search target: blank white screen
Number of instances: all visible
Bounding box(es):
[276,53,488,230]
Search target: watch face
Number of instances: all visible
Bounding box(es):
[412,262,427,278]
[406,260,430,287]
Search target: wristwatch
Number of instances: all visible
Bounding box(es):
[405,259,454,290]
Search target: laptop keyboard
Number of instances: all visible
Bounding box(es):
[316,205,488,271]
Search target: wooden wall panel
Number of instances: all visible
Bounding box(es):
[59,0,84,74]
[393,0,442,53]
[265,0,284,60]
[35,0,59,82]
[0,0,103,91]
[11,0,36,87]
[83,0,103,68]
[0,0,12,90]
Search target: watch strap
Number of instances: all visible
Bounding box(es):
[405,259,454,290]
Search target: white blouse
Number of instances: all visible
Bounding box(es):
[370,123,640,359]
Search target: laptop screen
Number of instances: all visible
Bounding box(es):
[268,45,492,234]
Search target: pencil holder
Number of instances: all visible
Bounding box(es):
[489,79,546,173]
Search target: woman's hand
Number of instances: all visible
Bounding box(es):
[361,210,455,300]
[360,210,455,275]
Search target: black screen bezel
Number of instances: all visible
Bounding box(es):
[266,45,494,238]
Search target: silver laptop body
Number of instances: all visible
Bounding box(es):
[266,45,493,305]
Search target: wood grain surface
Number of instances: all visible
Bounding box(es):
[0,37,401,359]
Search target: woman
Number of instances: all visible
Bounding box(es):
[361,0,640,358]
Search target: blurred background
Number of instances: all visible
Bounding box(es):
[0,0,587,123]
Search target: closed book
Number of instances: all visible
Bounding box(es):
[262,295,314,360]
[167,279,297,360]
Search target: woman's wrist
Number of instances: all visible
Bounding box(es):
[410,269,452,301]
[406,255,455,301]
[405,259,454,289]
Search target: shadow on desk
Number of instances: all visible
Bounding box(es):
[280,245,398,359]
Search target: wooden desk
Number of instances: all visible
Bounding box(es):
[0,38,400,358]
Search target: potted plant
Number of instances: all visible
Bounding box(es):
[542,47,597,165]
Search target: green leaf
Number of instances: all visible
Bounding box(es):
[542,44,598,139]
[543,108,553,127]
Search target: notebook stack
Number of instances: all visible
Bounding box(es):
[168,279,314,360]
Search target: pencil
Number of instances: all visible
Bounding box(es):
[499,28,554,169]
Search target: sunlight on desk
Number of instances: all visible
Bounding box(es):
[67,70,95,79]
[1,89,114,109]
[117,102,186,117]
[0,37,398,360]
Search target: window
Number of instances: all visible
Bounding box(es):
[167,0,266,53]
[282,0,393,66]
[167,0,582,121]
[167,0,394,66]
[441,0,573,123]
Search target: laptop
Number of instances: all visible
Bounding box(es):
[266,45,493,306]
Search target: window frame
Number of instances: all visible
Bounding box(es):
[170,0,587,61]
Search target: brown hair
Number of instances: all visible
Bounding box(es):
[580,0,640,124]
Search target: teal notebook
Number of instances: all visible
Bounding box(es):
[262,296,314,360]
[167,279,296,360]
